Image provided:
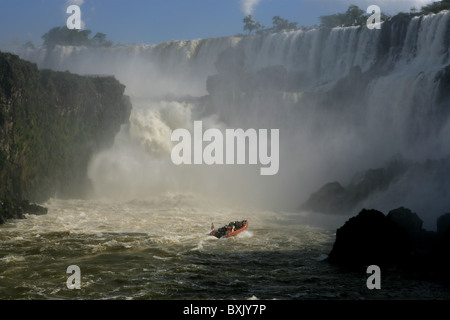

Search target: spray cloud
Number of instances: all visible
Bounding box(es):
[240,0,263,15]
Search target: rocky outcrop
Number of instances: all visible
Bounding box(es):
[301,159,409,215]
[437,213,450,238]
[0,199,47,224]
[0,52,131,223]
[386,207,423,236]
[328,207,450,282]
[327,209,411,268]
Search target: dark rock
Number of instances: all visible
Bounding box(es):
[20,200,48,216]
[0,199,25,221]
[437,213,450,238]
[0,198,47,225]
[301,182,346,214]
[301,158,409,215]
[328,209,410,268]
[0,52,131,202]
[386,207,423,235]
[328,208,450,283]
[434,214,450,282]
[389,207,441,256]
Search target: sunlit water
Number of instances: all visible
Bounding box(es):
[1,193,449,300]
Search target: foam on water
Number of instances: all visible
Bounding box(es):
[2,196,450,300]
[0,194,347,299]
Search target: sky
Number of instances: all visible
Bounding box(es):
[0,0,437,46]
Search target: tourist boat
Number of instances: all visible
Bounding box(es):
[209,220,248,239]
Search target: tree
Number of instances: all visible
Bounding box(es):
[243,15,262,35]
[320,5,368,28]
[319,12,347,28]
[346,5,366,26]
[93,32,113,47]
[42,27,113,48]
[42,27,91,48]
[93,32,106,44]
[272,16,298,32]
[421,0,450,14]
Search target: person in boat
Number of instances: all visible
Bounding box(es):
[214,225,227,238]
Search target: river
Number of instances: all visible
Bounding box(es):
[1,194,449,300]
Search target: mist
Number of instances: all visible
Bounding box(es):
[6,11,450,229]
[240,0,263,15]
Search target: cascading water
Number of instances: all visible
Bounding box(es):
[14,12,450,217]
[2,11,450,300]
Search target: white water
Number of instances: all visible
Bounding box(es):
[0,195,342,300]
[2,11,450,300]
[7,11,450,228]
[3,195,450,300]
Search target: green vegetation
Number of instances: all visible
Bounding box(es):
[320,5,367,28]
[42,26,113,49]
[241,2,450,34]
[319,1,450,28]
[243,15,298,35]
[319,4,391,28]
[270,16,298,33]
[421,0,450,14]
[243,15,263,35]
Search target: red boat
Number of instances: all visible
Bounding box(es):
[209,220,248,239]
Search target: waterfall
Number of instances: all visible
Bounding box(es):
[7,11,450,228]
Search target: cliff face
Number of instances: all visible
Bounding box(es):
[0,52,131,202]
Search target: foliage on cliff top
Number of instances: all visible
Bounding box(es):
[319,1,450,29]
[242,15,298,35]
[421,0,450,14]
[42,27,113,49]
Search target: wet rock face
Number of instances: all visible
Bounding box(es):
[0,52,131,203]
